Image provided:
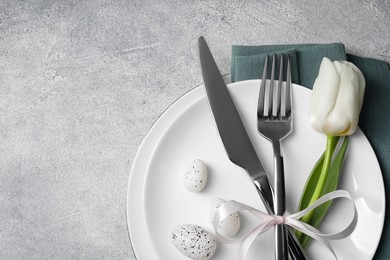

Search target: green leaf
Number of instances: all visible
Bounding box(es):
[298,136,340,213]
[299,137,349,248]
[297,152,325,211]
[295,151,324,242]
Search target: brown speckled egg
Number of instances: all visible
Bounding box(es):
[170,224,217,260]
[183,159,208,192]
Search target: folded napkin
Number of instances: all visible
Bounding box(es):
[232,44,390,259]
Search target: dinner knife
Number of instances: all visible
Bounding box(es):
[198,36,307,260]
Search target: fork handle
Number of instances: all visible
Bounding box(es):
[274,154,286,215]
[274,154,288,260]
[253,170,307,260]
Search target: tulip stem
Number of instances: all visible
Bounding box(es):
[300,135,339,224]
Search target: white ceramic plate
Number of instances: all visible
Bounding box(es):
[127,80,385,260]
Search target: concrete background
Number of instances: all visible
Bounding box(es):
[0,0,389,259]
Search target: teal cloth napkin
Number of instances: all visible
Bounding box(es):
[232,44,390,259]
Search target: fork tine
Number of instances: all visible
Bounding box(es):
[273,54,283,117]
[258,55,268,117]
[266,54,276,117]
[281,55,291,118]
[285,56,292,116]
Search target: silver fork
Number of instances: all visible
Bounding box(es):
[258,53,292,260]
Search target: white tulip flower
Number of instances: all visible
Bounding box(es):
[298,57,365,245]
[309,57,365,136]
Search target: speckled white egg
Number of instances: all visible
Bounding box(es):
[210,198,240,237]
[171,224,217,260]
[183,159,208,192]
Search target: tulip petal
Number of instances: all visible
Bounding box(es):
[325,64,360,135]
[341,61,366,108]
[309,57,340,134]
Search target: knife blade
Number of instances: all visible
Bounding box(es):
[198,36,307,260]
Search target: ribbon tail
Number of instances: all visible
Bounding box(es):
[238,223,273,260]
[288,219,339,259]
[285,190,358,260]
[289,190,353,220]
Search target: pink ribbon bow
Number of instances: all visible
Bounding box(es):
[212,190,358,260]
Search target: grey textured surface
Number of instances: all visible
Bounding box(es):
[0,0,389,259]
